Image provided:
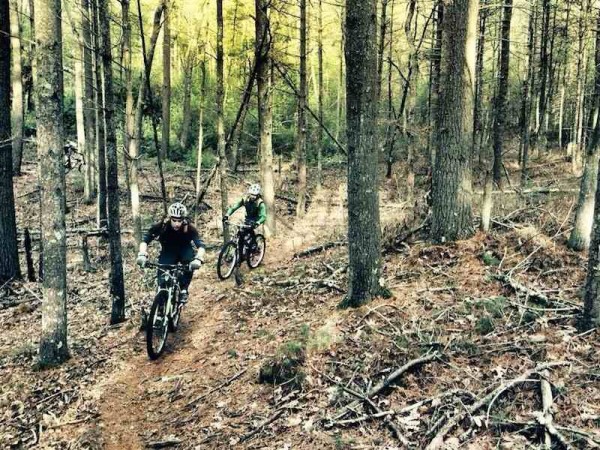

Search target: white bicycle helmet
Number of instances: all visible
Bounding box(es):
[248,184,261,196]
[168,202,187,218]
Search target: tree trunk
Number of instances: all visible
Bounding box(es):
[75,57,86,178]
[129,0,165,242]
[340,0,385,308]
[296,0,308,218]
[0,0,21,283]
[431,0,478,242]
[97,0,126,324]
[179,59,193,149]
[10,0,24,176]
[472,0,487,166]
[217,0,230,242]
[195,59,207,223]
[35,0,69,366]
[336,6,345,142]
[316,0,324,188]
[162,0,171,159]
[428,1,443,168]
[568,10,600,252]
[256,0,276,238]
[377,0,389,103]
[558,1,572,150]
[82,0,96,204]
[520,3,537,185]
[491,0,513,188]
[582,150,600,328]
[532,0,551,154]
[92,0,106,228]
[122,0,132,206]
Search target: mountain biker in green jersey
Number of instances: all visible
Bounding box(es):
[223,184,267,252]
[136,202,205,304]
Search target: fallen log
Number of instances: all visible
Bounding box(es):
[293,241,347,258]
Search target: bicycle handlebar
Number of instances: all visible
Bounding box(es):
[144,262,188,271]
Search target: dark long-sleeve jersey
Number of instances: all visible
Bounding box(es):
[142,220,205,250]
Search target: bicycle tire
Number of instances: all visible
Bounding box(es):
[247,234,266,269]
[217,241,237,280]
[168,290,181,332]
[146,291,169,360]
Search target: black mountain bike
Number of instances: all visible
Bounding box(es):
[144,262,187,360]
[217,221,266,280]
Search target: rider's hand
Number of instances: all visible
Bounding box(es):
[136,252,148,268]
[189,258,202,270]
[222,215,229,223]
[251,221,259,229]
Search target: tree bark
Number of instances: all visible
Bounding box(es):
[256,0,276,238]
[428,1,443,168]
[179,55,193,150]
[97,0,126,323]
[582,152,600,328]
[340,0,385,308]
[0,0,21,283]
[316,0,324,188]
[10,0,24,176]
[491,0,513,188]
[35,0,69,366]
[217,0,230,242]
[336,5,345,143]
[122,0,132,206]
[195,58,207,223]
[296,0,308,218]
[520,2,538,185]
[430,0,478,242]
[473,0,487,166]
[75,56,86,180]
[162,0,171,159]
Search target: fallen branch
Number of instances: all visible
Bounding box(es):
[425,361,570,450]
[491,420,600,448]
[293,241,347,259]
[239,409,285,443]
[334,351,440,421]
[186,368,247,407]
[493,273,578,309]
[147,437,182,448]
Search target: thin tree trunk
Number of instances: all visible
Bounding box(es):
[75,57,86,177]
[82,0,96,204]
[558,0,571,151]
[340,0,386,308]
[0,0,20,283]
[162,0,170,160]
[316,0,324,188]
[179,59,193,149]
[92,0,107,228]
[122,0,132,206]
[35,0,69,366]
[336,5,345,142]
[97,0,126,324]
[296,0,308,218]
[377,0,389,102]
[473,0,487,166]
[521,3,537,186]
[10,0,24,176]
[256,0,276,238]
[491,0,513,188]
[195,58,207,223]
[532,0,551,153]
[431,0,478,242]
[429,1,443,168]
[129,0,165,242]
[217,0,229,242]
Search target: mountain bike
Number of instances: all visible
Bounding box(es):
[144,262,187,360]
[217,220,266,280]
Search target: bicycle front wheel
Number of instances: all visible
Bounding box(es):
[217,241,237,280]
[247,234,266,269]
[146,291,169,360]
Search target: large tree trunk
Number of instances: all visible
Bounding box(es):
[82,0,96,204]
[491,0,513,188]
[0,0,20,283]
[35,0,69,366]
[582,149,600,328]
[97,0,126,324]
[129,0,165,242]
[340,0,385,308]
[296,0,308,218]
[10,0,24,176]
[431,0,478,242]
[568,11,600,252]
[256,0,276,238]
[92,0,106,228]
[217,0,230,242]
[161,0,171,159]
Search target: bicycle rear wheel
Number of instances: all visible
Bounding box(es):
[217,241,237,280]
[247,234,266,269]
[146,291,169,360]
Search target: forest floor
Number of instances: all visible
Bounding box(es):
[1,150,599,449]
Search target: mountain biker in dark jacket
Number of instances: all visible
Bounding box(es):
[136,202,205,303]
[223,184,266,251]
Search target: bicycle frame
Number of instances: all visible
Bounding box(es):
[146,262,185,318]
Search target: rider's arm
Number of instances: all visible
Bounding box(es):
[226,197,244,217]
[256,202,267,225]
[139,222,162,253]
[189,226,206,261]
